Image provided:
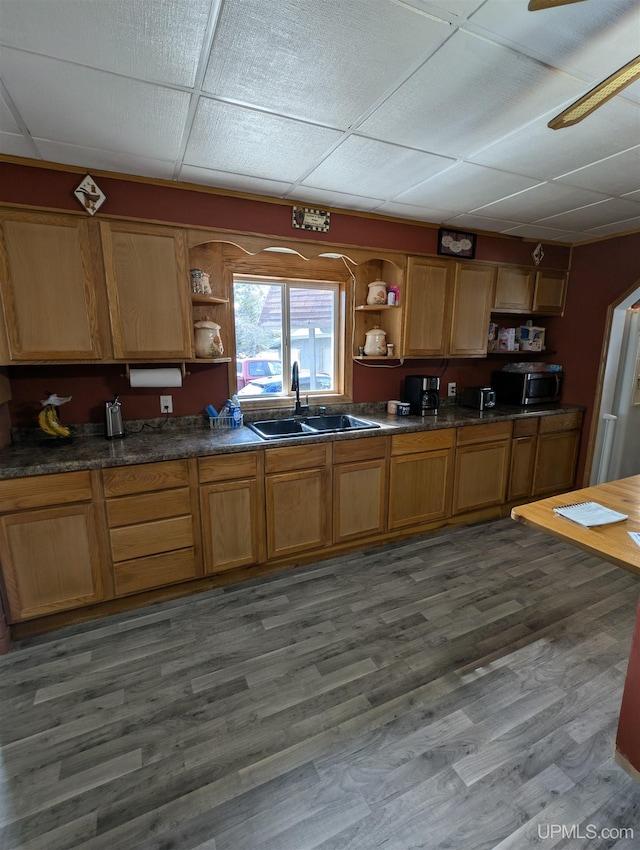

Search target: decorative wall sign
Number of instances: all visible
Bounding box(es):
[292,206,330,232]
[74,174,106,215]
[532,242,545,266]
[437,228,477,259]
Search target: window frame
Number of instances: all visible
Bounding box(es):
[223,250,352,410]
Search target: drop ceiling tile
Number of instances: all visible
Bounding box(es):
[179,164,294,197]
[0,49,190,160]
[467,0,640,83]
[203,0,450,126]
[555,146,640,196]
[0,92,20,133]
[442,213,523,233]
[301,136,453,199]
[473,182,611,223]
[586,216,640,236]
[469,97,640,180]
[0,131,36,158]
[184,99,343,182]
[357,30,583,158]
[375,200,454,222]
[35,139,177,180]
[0,0,211,86]
[502,223,585,242]
[420,1,485,19]
[288,187,383,213]
[535,197,640,229]
[622,189,640,202]
[396,162,543,211]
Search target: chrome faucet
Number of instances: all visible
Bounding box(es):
[291,361,309,416]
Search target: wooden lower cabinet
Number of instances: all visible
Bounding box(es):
[333,437,387,543]
[0,471,108,621]
[453,422,511,514]
[507,417,539,501]
[265,443,331,560]
[103,460,200,596]
[388,429,455,529]
[199,451,265,573]
[533,413,582,495]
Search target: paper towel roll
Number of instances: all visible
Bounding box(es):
[129,367,183,388]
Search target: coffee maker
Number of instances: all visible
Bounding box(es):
[404,375,440,415]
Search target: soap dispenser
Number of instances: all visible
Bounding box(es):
[105,396,125,439]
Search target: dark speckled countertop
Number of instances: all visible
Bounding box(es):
[0,402,585,480]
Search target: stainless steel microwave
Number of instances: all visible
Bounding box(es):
[491,369,563,406]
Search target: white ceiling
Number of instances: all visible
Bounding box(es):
[1,0,639,244]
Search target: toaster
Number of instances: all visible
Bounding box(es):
[461,386,497,411]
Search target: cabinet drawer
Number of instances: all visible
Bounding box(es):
[103,460,190,497]
[113,548,196,596]
[513,417,539,437]
[333,435,387,464]
[0,471,93,511]
[109,515,193,562]
[199,451,260,483]
[265,443,331,473]
[106,487,192,528]
[391,428,455,456]
[456,421,512,446]
[538,412,583,434]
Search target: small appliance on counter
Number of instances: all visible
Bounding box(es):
[404,375,440,415]
[491,366,563,406]
[105,395,125,439]
[460,386,496,411]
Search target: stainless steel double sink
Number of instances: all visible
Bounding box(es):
[247,413,380,440]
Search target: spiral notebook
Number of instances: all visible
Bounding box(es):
[553,501,628,527]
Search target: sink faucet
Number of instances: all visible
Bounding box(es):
[292,361,309,416]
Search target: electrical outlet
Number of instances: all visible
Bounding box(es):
[448,382,457,398]
[160,394,173,413]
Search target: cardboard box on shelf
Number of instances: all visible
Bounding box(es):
[518,325,545,351]
[497,327,518,351]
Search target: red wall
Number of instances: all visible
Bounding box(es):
[549,231,640,484]
[5,158,637,462]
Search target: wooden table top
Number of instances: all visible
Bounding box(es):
[511,474,640,578]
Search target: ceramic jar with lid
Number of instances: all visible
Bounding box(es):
[194,321,224,358]
[363,326,387,356]
[366,280,388,305]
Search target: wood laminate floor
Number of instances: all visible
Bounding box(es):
[1,517,639,849]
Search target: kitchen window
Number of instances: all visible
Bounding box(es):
[233,276,340,400]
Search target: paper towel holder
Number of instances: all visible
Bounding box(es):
[123,364,190,381]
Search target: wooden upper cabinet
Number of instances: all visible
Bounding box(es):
[100,221,193,359]
[449,262,495,357]
[532,269,568,315]
[402,257,453,357]
[0,210,105,361]
[493,266,535,312]
[403,257,494,358]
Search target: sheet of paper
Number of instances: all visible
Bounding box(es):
[628,531,640,548]
[553,501,628,527]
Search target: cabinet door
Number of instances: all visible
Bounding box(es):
[532,270,567,315]
[508,436,537,501]
[453,441,510,514]
[333,458,386,543]
[100,221,192,359]
[200,478,265,572]
[402,257,453,357]
[0,504,105,621]
[0,211,103,361]
[493,266,534,312]
[449,262,496,357]
[388,448,453,529]
[533,430,580,495]
[266,468,330,559]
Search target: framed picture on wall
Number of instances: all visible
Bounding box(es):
[437,228,477,259]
